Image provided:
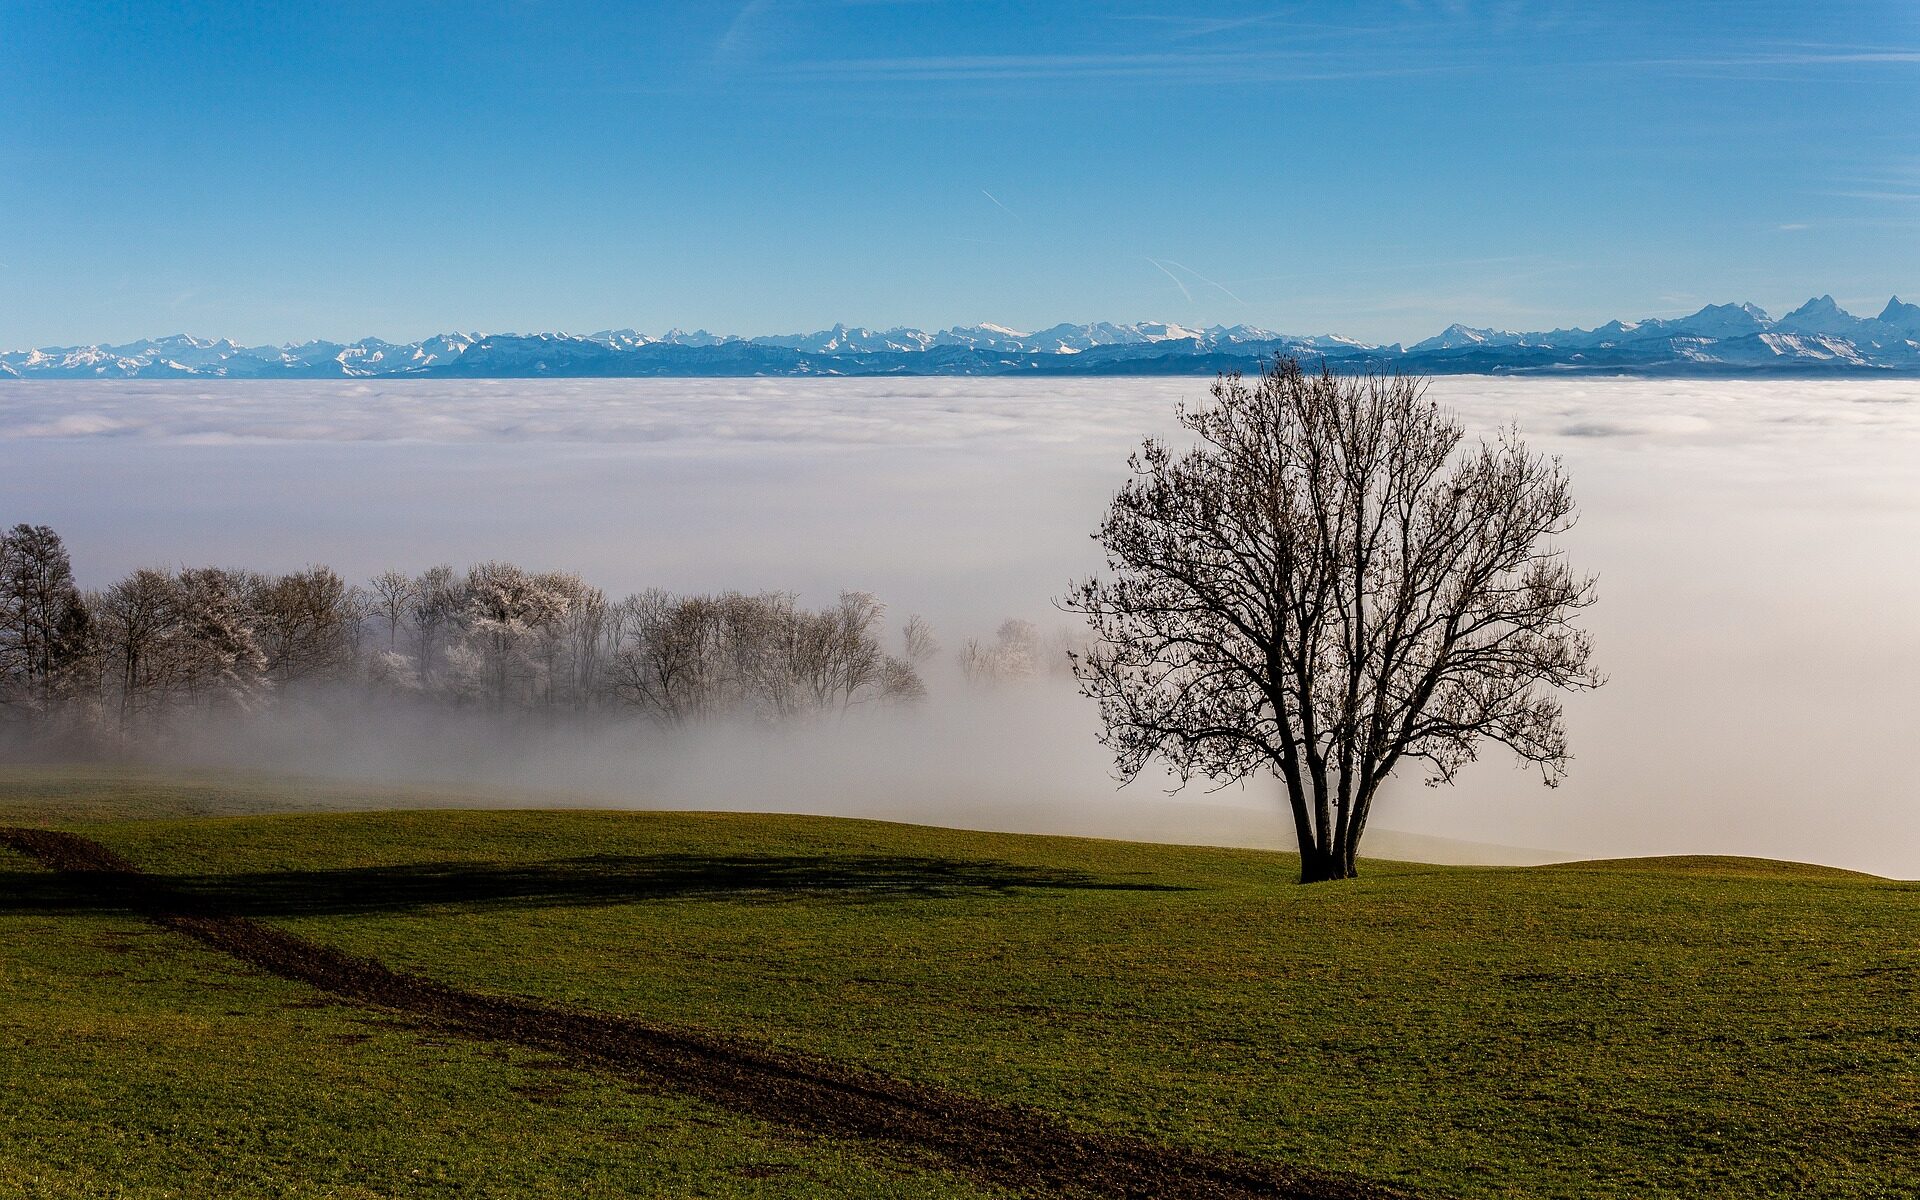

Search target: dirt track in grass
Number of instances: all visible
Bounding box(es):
[0,825,1422,1200]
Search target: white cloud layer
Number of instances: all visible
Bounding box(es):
[5,375,1919,875]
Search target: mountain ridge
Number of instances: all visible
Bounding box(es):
[7,297,1919,379]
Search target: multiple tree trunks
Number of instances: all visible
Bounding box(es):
[1,825,1420,1200]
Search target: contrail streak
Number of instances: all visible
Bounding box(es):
[1162,259,1247,305]
[981,190,1021,220]
[1146,258,1193,303]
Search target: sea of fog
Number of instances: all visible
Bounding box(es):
[4,375,1919,877]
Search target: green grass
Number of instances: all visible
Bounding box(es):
[4,769,1917,1198]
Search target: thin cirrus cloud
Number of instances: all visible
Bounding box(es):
[714,0,776,60]
[768,51,1458,83]
[1616,44,1920,71]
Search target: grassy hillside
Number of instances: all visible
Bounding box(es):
[3,770,1916,1198]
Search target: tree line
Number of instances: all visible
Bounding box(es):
[0,526,1073,745]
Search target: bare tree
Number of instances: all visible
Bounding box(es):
[0,525,92,719]
[956,637,991,686]
[554,576,611,710]
[992,619,1041,680]
[902,614,939,665]
[792,591,888,714]
[408,565,462,678]
[1066,360,1601,883]
[611,590,736,725]
[878,654,928,704]
[249,566,357,684]
[368,569,416,650]
[93,567,176,727]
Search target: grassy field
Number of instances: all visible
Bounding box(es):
[3,768,1916,1198]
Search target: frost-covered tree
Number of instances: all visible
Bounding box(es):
[455,561,572,708]
[552,575,613,710]
[171,567,269,710]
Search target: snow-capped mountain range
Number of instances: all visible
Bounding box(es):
[7,297,1919,379]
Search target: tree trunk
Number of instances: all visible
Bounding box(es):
[1296,843,1358,884]
[1340,780,1381,879]
[1286,774,1362,884]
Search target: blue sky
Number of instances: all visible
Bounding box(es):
[3,1,1917,346]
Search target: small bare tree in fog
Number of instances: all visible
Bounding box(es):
[956,638,990,686]
[368,569,415,650]
[408,565,462,678]
[793,591,889,714]
[957,618,1047,686]
[726,591,808,720]
[554,576,612,710]
[902,614,939,666]
[993,619,1041,680]
[878,655,927,704]
[1067,360,1601,884]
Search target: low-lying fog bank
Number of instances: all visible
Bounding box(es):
[5,376,1917,876]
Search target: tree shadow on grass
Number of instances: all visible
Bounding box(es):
[0,851,1187,918]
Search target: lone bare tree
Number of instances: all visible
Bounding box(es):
[1066,360,1601,883]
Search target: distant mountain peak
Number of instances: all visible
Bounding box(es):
[1786,294,1842,314]
[7,297,1918,379]
[1408,323,1523,353]
[1878,295,1920,333]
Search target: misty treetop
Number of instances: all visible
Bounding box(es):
[0,527,1074,748]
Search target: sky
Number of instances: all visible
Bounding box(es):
[3,1,1918,347]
